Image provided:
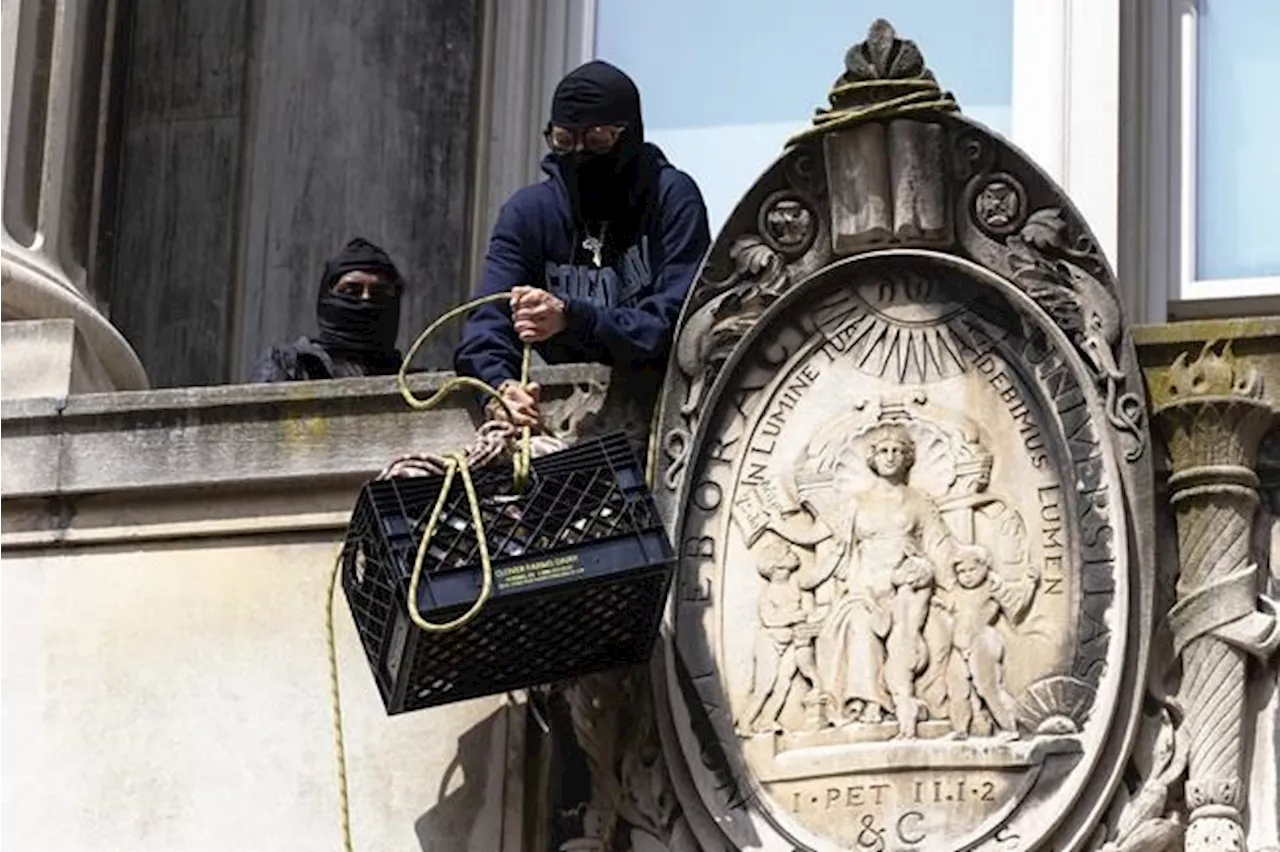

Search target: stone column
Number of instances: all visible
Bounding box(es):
[1,0,148,394]
[1154,342,1278,852]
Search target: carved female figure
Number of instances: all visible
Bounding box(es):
[812,424,963,736]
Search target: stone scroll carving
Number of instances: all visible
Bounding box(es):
[648,18,1157,852]
[955,169,1148,464]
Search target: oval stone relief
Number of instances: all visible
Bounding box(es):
[664,253,1134,851]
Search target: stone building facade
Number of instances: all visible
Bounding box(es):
[2,3,1277,851]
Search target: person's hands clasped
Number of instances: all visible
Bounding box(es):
[486,379,542,429]
[510,286,566,343]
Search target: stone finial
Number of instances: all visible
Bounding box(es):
[788,19,958,147]
[835,19,937,98]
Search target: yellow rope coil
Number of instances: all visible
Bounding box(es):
[389,291,536,633]
[404,453,495,632]
[785,77,958,147]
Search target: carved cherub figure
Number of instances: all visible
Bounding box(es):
[736,535,824,735]
[942,544,1039,740]
[887,542,935,738]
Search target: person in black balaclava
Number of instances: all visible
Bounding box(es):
[454,60,711,432]
[249,237,405,383]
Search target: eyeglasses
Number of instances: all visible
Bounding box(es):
[544,124,624,155]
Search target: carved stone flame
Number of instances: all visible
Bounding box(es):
[1164,341,1263,402]
[1156,341,1271,483]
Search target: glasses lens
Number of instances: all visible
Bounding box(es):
[582,126,620,153]
[546,127,576,152]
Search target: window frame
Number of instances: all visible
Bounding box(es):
[1012,0,1121,280]
[1174,0,1280,306]
[473,0,1280,321]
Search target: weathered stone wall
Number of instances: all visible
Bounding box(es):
[103,0,482,387]
[0,365,612,852]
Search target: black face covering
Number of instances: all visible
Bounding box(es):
[549,61,653,228]
[314,238,403,363]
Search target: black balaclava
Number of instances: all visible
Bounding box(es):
[315,237,403,366]
[550,60,654,232]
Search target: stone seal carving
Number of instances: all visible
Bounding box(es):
[650,20,1155,852]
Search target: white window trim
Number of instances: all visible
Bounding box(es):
[1174,1,1280,305]
[468,0,595,291]
[1012,0,1120,280]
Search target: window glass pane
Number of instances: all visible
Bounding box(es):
[1196,0,1280,281]
[595,0,1013,235]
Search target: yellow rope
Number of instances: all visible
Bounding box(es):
[395,292,533,492]
[326,291,536,850]
[404,453,497,632]
[325,552,355,852]
[785,77,957,147]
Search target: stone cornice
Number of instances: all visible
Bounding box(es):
[1,364,612,547]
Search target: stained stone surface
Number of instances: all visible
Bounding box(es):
[0,319,113,398]
[0,364,611,852]
[0,364,613,545]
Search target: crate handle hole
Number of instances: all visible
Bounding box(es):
[353,545,367,585]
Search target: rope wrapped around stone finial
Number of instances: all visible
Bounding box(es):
[787,18,959,147]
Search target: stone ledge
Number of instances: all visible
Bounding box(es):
[1,364,613,545]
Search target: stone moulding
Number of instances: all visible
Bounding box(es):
[1,250,150,392]
[646,19,1156,852]
[0,364,613,547]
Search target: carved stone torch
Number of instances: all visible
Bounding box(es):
[1154,343,1279,851]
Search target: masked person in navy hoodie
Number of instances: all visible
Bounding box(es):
[454,60,711,437]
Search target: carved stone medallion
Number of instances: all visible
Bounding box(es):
[759,191,819,258]
[664,256,1133,851]
[651,22,1154,852]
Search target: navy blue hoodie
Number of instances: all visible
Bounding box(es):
[454,145,711,391]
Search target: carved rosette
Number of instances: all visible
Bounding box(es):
[1154,343,1278,852]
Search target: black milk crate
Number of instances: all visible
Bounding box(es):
[340,431,676,715]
